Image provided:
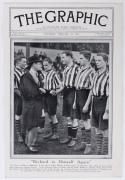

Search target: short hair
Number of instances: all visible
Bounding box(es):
[97,52,109,63]
[79,50,92,61]
[14,55,26,65]
[62,50,73,58]
[15,55,26,61]
[43,57,53,65]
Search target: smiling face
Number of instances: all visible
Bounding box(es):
[61,53,71,65]
[43,61,52,72]
[95,55,107,69]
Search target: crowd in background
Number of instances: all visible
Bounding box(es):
[29,43,109,54]
[14,47,102,81]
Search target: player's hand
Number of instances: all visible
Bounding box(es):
[39,88,46,94]
[103,110,109,120]
[50,90,57,96]
[14,89,21,97]
[57,97,60,106]
[89,110,92,116]
[82,105,89,113]
[73,102,76,109]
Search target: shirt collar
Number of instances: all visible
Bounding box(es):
[97,69,107,77]
[29,68,38,76]
[65,63,74,70]
[15,66,24,73]
[45,68,52,73]
[80,64,91,71]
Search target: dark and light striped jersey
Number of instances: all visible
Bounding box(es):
[43,69,62,90]
[38,70,45,87]
[63,64,79,88]
[75,66,95,90]
[92,70,109,97]
[14,67,24,89]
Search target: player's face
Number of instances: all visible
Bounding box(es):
[19,58,27,69]
[61,53,70,65]
[79,54,89,66]
[34,62,42,71]
[43,61,52,71]
[95,56,107,69]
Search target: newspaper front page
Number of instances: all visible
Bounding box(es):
[3,2,123,178]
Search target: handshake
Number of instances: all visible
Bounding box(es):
[39,88,57,96]
[50,90,57,96]
[39,88,46,94]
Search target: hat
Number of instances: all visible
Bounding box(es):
[39,54,46,60]
[28,56,42,65]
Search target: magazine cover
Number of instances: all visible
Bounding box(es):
[2,1,123,178]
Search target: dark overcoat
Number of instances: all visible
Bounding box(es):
[20,71,43,130]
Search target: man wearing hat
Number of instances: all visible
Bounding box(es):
[20,56,45,152]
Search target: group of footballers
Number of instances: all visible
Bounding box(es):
[14,49,109,154]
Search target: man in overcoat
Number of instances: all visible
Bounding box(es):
[20,56,45,152]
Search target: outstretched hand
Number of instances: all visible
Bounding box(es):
[50,90,57,96]
[39,88,46,94]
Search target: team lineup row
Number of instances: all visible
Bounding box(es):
[14,50,109,154]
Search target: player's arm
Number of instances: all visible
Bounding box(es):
[82,71,94,113]
[14,74,21,97]
[55,71,65,94]
[82,90,93,113]
[14,88,21,97]
[39,87,46,94]
[55,85,64,94]
[103,78,109,119]
[72,91,76,109]
[51,73,64,95]
[38,71,46,94]
[72,69,79,109]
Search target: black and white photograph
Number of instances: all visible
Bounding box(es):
[13,41,111,156]
[2,2,123,178]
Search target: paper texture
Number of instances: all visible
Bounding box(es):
[3,2,123,178]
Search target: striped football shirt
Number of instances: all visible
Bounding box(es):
[92,70,109,97]
[43,69,61,90]
[63,64,78,88]
[14,67,24,89]
[75,66,95,90]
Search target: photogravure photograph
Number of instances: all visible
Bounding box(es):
[13,41,111,156]
[3,2,123,178]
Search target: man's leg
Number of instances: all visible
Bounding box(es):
[84,119,92,154]
[68,118,78,147]
[60,117,72,144]
[95,128,103,155]
[43,113,54,139]
[14,97,24,143]
[74,120,86,151]
[15,114,23,143]
[49,115,59,140]
[101,129,108,155]
[37,109,45,134]
[27,127,39,152]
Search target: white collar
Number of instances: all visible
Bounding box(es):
[29,68,38,76]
